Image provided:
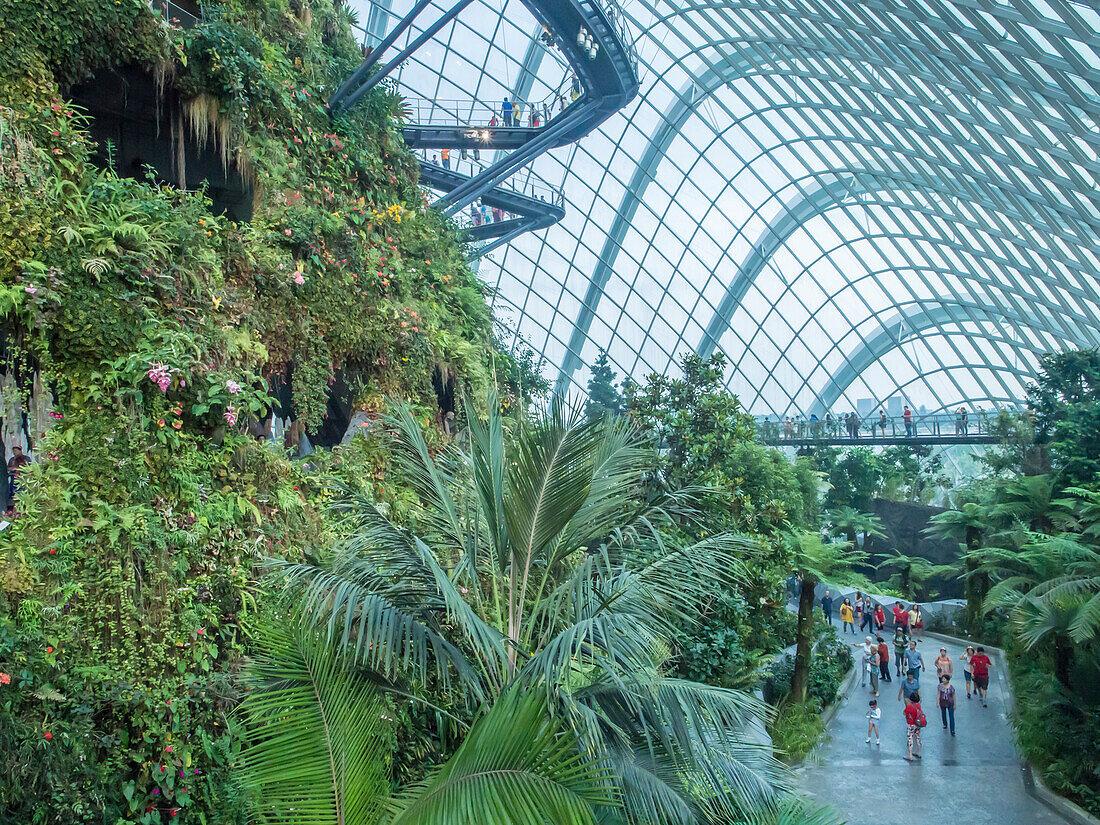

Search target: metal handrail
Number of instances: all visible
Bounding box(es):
[754,410,1005,441]
[419,152,565,206]
[587,0,639,73]
[148,0,201,28]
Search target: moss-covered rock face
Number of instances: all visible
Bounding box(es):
[0,1,542,821]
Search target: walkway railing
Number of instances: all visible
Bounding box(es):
[756,410,1004,444]
[148,0,201,28]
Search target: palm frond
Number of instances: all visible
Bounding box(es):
[239,622,390,825]
[385,689,618,825]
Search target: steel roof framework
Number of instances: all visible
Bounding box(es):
[351,0,1100,415]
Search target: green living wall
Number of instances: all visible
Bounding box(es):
[0,1,540,821]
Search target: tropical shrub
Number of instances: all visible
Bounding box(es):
[266,398,790,823]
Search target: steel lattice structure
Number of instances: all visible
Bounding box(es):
[350,0,1100,416]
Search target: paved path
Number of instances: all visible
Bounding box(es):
[798,634,1068,825]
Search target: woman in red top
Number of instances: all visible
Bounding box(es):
[873,603,886,630]
[903,692,924,760]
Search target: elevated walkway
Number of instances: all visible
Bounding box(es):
[420,162,565,257]
[758,411,1006,447]
[330,0,639,233]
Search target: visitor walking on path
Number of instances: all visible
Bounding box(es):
[960,646,975,699]
[937,674,957,735]
[869,643,880,696]
[934,647,953,679]
[877,636,892,682]
[873,602,886,630]
[853,636,874,686]
[903,692,925,760]
[821,590,834,625]
[898,670,921,703]
[903,639,925,680]
[970,646,993,707]
[840,598,854,634]
[891,601,909,630]
[909,603,924,639]
[892,624,910,676]
[854,592,865,631]
[866,699,881,745]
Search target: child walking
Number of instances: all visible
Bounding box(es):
[866,699,881,745]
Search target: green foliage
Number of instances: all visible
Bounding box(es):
[763,625,854,712]
[0,406,322,823]
[1007,638,1100,817]
[766,701,827,764]
[583,349,622,420]
[239,621,392,825]
[1028,349,1100,487]
[275,395,791,823]
[386,689,617,825]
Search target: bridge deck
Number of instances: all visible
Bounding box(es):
[762,435,1000,447]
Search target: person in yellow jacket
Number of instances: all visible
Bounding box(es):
[840,598,855,634]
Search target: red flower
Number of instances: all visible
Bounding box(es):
[44,731,52,741]
[0,673,10,685]
[46,646,53,654]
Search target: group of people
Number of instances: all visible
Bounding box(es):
[763,406,918,440]
[828,588,995,761]
[468,200,513,227]
[824,590,925,641]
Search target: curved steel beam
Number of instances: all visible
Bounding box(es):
[809,302,1057,415]
[553,39,1099,391]
[695,172,1100,359]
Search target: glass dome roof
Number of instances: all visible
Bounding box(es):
[349,0,1100,416]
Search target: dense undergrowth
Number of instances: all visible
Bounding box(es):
[0,1,539,821]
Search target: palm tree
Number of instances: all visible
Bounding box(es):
[239,621,617,825]
[785,532,865,704]
[875,550,957,601]
[826,506,886,566]
[269,397,789,823]
[925,501,986,630]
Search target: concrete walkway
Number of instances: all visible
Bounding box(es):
[798,634,1068,825]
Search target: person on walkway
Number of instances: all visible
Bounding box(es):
[840,598,854,634]
[903,405,914,437]
[903,639,925,681]
[909,603,924,639]
[934,647,953,680]
[869,643,880,696]
[879,408,888,437]
[501,97,514,127]
[892,624,910,676]
[898,669,921,703]
[970,646,993,707]
[903,692,925,760]
[853,636,874,686]
[440,147,450,170]
[867,699,881,745]
[938,674,957,735]
[873,602,886,631]
[877,636,892,682]
[821,590,834,625]
[960,407,968,435]
[470,203,481,226]
[892,601,909,630]
[960,645,975,699]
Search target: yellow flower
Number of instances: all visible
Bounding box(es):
[212,297,222,310]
